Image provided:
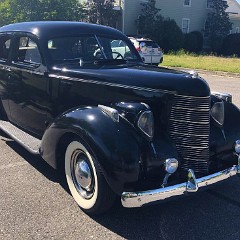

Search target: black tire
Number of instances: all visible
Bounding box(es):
[64,140,116,215]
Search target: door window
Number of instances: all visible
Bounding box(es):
[0,35,11,62]
[16,37,42,66]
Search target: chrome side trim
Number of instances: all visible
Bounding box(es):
[49,74,176,95]
[121,165,239,208]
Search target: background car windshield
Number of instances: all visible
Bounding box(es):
[48,35,139,63]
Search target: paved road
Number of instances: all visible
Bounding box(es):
[201,72,240,107]
[0,72,239,240]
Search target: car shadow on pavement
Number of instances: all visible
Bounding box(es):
[91,178,240,240]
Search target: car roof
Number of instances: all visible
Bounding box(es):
[0,21,125,39]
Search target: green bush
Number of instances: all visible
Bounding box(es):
[221,33,240,56]
[184,31,203,53]
[159,18,184,52]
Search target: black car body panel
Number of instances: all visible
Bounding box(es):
[0,22,239,210]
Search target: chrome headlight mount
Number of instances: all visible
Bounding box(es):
[212,92,232,103]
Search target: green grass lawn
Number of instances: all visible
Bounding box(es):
[162,52,240,74]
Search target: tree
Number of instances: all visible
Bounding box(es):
[0,0,84,26]
[221,33,240,56]
[184,31,203,53]
[137,0,183,52]
[137,0,164,40]
[85,0,120,27]
[161,19,184,52]
[204,0,232,52]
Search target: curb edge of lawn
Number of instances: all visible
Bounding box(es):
[162,66,240,79]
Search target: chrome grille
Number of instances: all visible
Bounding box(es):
[169,94,210,176]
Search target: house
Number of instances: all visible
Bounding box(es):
[113,0,240,36]
[227,0,240,33]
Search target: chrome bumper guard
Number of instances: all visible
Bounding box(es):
[121,165,240,208]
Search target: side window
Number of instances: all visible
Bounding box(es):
[0,35,11,62]
[110,40,132,59]
[48,36,98,62]
[16,36,42,65]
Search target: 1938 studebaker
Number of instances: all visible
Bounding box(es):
[0,21,239,214]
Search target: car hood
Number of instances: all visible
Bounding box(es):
[51,64,210,97]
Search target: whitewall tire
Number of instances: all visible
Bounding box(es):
[64,140,116,214]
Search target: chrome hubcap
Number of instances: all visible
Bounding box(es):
[71,150,94,199]
[75,160,92,191]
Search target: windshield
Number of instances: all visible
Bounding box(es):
[48,35,140,65]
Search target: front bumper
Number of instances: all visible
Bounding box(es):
[121,164,240,208]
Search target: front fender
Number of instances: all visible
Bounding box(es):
[40,106,143,195]
[210,101,240,158]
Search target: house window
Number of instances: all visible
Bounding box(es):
[204,19,210,37]
[206,0,213,9]
[183,0,191,7]
[182,18,190,33]
[236,27,240,33]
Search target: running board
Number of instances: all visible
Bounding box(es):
[0,120,41,154]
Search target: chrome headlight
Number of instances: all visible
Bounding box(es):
[137,110,154,138]
[211,101,224,126]
[165,158,178,174]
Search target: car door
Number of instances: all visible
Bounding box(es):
[0,33,14,120]
[7,33,51,137]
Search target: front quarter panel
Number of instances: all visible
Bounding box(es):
[41,106,142,195]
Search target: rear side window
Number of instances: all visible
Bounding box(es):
[0,35,11,62]
[48,36,98,62]
[16,36,42,65]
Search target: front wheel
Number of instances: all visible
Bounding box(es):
[65,140,116,215]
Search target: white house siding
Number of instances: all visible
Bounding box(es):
[121,0,213,35]
[154,0,212,33]
[122,0,142,35]
[227,0,240,33]
[230,17,240,33]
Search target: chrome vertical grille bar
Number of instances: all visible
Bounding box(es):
[169,94,210,176]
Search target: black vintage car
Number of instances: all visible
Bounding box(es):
[0,21,239,214]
